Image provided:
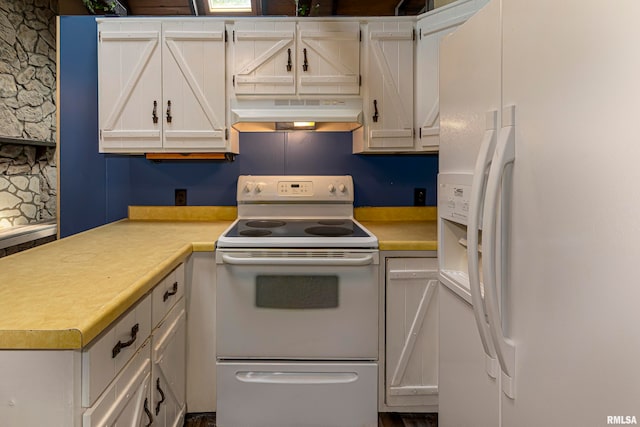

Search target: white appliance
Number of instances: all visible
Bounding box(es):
[438,0,640,425]
[216,175,379,427]
[229,97,363,132]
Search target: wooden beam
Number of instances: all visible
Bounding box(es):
[335,0,399,16]
[145,153,229,160]
[128,0,192,15]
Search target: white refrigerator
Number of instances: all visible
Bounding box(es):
[437,0,640,426]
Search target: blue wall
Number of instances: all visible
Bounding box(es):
[59,16,438,237]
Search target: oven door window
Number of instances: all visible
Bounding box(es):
[256,275,339,309]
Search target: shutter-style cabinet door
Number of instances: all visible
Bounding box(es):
[386,258,438,408]
[365,21,415,150]
[162,21,227,150]
[232,21,296,95]
[297,21,360,95]
[415,0,487,152]
[98,21,162,152]
[152,301,186,427]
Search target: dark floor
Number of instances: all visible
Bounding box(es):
[185,412,438,427]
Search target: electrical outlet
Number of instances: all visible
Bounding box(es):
[175,189,187,206]
[414,188,426,206]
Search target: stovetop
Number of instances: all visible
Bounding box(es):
[217,217,378,249]
[217,175,379,249]
[224,218,371,238]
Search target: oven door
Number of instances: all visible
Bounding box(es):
[216,249,379,360]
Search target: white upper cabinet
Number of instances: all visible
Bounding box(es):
[354,20,415,153]
[98,21,163,151]
[231,20,360,96]
[297,21,360,95]
[161,21,227,151]
[415,0,490,152]
[231,21,297,95]
[98,19,234,153]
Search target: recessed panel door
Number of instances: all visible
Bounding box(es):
[98,21,162,151]
[232,21,296,95]
[162,21,226,150]
[365,21,415,149]
[297,21,360,95]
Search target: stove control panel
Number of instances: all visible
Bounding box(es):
[278,181,312,195]
[237,175,354,202]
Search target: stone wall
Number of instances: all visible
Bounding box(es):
[0,0,57,142]
[0,0,57,230]
[0,144,56,227]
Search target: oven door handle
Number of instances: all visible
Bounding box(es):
[236,371,359,385]
[221,253,375,266]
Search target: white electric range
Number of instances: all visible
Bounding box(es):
[216,175,379,427]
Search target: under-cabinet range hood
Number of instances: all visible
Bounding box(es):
[230,98,363,132]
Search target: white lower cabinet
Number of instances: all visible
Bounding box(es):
[82,340,153,427]
[151,299,187,427]
[185,252,217,412]
[0,261,187,427]
[381,254,439,412]
[83,263,186,427]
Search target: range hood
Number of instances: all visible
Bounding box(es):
[230,98,363,132]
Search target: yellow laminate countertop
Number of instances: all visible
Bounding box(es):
[0,219,231,350]
[0,206,436,350]
[355,207,438,251]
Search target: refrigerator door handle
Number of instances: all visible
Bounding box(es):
[467,109,499,379]
[482,105,517,399]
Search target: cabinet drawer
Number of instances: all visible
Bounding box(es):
[217,361,378,427]
[83,339,152,427]
[152,263,185,327]
[82,293,152,407]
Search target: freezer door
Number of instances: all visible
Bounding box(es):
[438,0,503,425]
[439,284,499,427]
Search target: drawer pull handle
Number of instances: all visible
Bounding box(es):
[111,323,139,358]
[286,48,292,72]
[144,397,153,426]
[163,282,178,302]
[155,378,166,415]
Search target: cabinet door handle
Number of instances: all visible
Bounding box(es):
[166,100,172,123]
[286,48,292,72]
[155,378,166,415]
[372,100,379,123]
[152,101,158,124]
[163,281,178,302]
[144,397,153,427]
[302,48,309,72]
[111,323,139,358]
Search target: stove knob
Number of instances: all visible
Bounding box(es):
[338,184,347,193]
[328,184,336,193]
[244,182,254,193]
[255,183,265,193]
